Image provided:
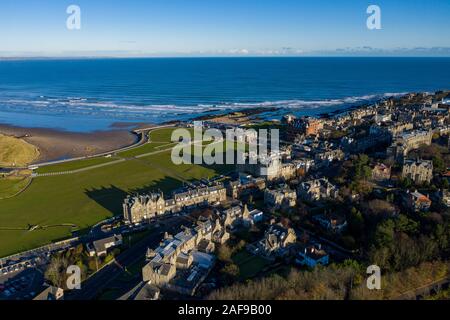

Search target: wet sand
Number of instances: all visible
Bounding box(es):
[0,123,139,163]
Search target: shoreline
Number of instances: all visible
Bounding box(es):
[0,90,441,164]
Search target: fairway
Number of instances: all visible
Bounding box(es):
[36,156,120,174]
[0,150,229,258]
[36,128,178,174]
[0,177,31,200]
[0,127,237,257]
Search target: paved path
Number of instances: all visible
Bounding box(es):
[33,136,200,178]
[26,124,174,170]
[33,145,175,177]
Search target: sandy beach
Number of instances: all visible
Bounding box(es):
[0,123,139,163]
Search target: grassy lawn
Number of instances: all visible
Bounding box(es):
[0,134,39,166]
[36,156,120,174]
[117,127,190,157]
[0,127,238,257]
[0,176,31,199]
[0,147,228,257]
[35,128,179,173]
[117,142,171,158]
[232,250,271,280]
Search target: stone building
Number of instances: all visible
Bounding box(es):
[297,178,339,202]
[312,213,347,233]
[313,148,345,167]
[403,190,432,212]
[402,159,433,184]
[141,205,244,294]
[286,117,324,140]
[225,176,266,199]
[123,182,227,224]
[387,130,433,160]
[257,223,297,258]
[264,184,297,211]
[372,163,391,182]
[237,152,297,181]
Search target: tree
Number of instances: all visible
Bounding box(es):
[434,224,449,253]
[222,263,239,278]
[354,154,371,180]
[221,263,240,284]
[365,199,396,220]
[348,154,373,194]
[373,219,395,247]
[217,244,233,263]
[348,207,364,237]
[45,255,69,288]
[400,177,412,189]
[433,156,445,174]
[395,214,419,234]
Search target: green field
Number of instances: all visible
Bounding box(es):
[232,250,271,280]
[36,156,120,174]
[0,177,31,199]
[0,128,234,258]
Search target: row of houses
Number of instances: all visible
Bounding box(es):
[135,203,264,298]
[123,182,227,224]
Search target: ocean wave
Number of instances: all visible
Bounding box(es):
[0,92,407,121]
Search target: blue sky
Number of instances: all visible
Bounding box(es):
[0,0,449,56]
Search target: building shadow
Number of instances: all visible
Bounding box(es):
[127,176,185,196]
[84,176,184,216]
[84,185,129,216]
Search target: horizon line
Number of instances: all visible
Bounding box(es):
[2,55,450,60]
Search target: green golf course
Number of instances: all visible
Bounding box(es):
[0,128,233,257]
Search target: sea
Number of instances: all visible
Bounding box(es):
[0,57,449,132]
